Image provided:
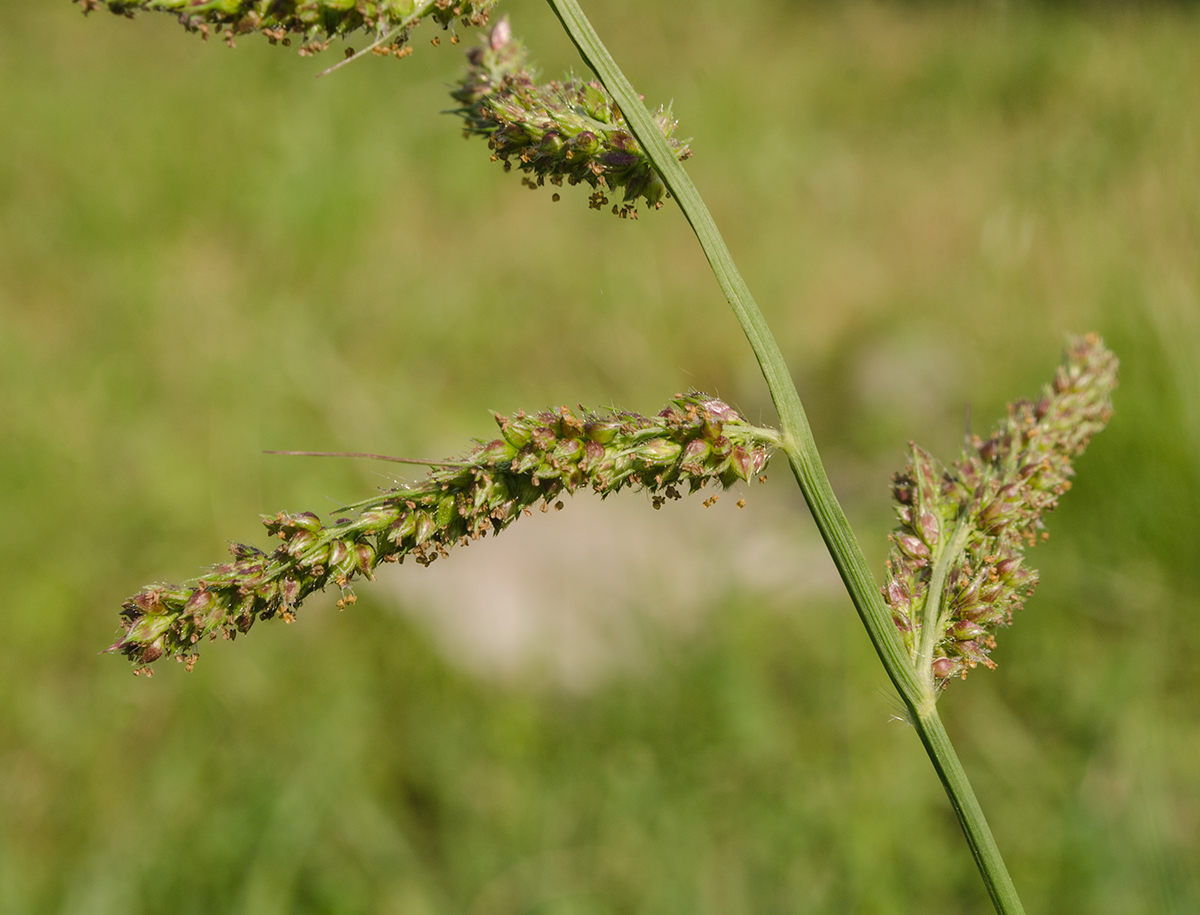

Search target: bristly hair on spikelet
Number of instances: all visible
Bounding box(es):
[109,393,777,674]
[450,19,691,218]
[883,334,1118,693]
[75,0,498,57]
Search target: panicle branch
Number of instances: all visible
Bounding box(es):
[450,20,692,218]
[883,334,1118,688]
[111,393,777,674]
[75,0,498,57]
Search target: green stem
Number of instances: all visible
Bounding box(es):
[542,2,1026,912]
[916,707,1027,915]
[916,517,973,695]
[542,0,923,712]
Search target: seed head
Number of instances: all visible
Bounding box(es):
[450,19,691,218]
[76,0,499,59]
[110,393,776,672]
[882,334,1118,688]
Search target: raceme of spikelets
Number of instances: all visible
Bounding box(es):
[110,394,777,674]
[450,20,692,218]
[75,0,498,57]
[883,334,1118,689]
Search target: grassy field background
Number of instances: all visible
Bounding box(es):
[2,0,1199,911]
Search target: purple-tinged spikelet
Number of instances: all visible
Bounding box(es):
[110,393,776,673]
[883,334,1117,688]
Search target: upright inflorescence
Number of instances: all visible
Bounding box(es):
[111,393,776,673]
[450,20,691,218]
[883,334,1118,689]
[76,0,498,57]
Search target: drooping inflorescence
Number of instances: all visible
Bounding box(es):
[75,0,498,57]
[884,334,1118,688]
[111,393,777,674]
[450,20,692,218]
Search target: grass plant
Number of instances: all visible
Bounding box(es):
[75,1,1124,909]
[6,1,1199,911]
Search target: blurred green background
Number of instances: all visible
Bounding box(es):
[2,0,1199,911]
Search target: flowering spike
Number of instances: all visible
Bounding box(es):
[449,19,691,218]
[75,0,498,59]
[882,334,1118,691]
[111,393,777,671]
